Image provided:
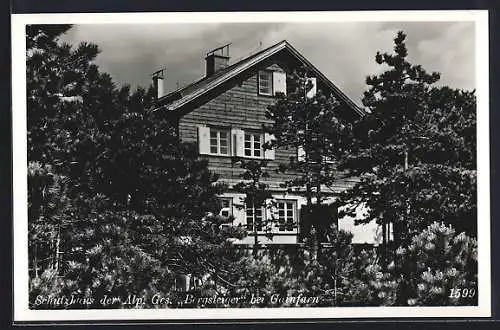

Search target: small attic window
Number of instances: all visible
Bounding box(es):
[258,71,273,96]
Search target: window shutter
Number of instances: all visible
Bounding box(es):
[272,71,287,96]
[266,201,278,231]
[306,77,317,99]
[264,133,275,160]
[198,125,210,154]
[297,146,306,162]
[232,128,245,157]
[232,200,245,226]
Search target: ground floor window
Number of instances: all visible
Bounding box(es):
[245,204,265,232]
[244,199,298,233]
[175,274,193,292]
[277,200,296,232]
[218,197,233,218]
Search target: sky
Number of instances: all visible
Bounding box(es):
[60,21,475,105]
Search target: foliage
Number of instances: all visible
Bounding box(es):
[231,158,277,253]
[337,31,477,248]
[224,225,397,307]
[264,67,350,256]
[338,248,398,306]
[28,161,70,278]
[232,159,273,217]
[26,26,479,309]
[27,24,242,308]
[265,67,349,205]
[391,222,478,306]
[27,24,108,173]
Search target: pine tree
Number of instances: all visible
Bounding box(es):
[27,24,106,283]
[28,161,70,279]
[391,222,477,306]
[338,248,398,306]
[265,66,350,252]
[262,66,357,302]
[27,25,104,170]
[232,158,275,253]
[225,226,397,307]
[337,31,477,256]
[27,25,244,308]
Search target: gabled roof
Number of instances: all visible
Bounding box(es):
[154,40,365,117]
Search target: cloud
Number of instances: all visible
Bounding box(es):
[60,21,475,104]
[62,23,285,94]
[274,22,399,103]
[415,22,475,91]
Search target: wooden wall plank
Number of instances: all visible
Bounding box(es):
[178,63,350,194]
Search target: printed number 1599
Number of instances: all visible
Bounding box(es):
[449,288,476,298]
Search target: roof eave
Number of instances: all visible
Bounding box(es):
[282,42,366,117]
[153,39,366,117]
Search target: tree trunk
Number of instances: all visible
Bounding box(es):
[253,224,258,257]
[315,182,324,260]
[54,225,61,273]
[34,244,39,278]
[403,148,410,244]
[381,220,388,270]
[404,149,409,171]
[306,185,312,209]
[334,274,338,306]
[252,199,259,257]
[316,183,322,206]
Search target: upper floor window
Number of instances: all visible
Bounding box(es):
[198,126,274,160]
[258,70,287,96]
[244,133,263,158]
[297,145,335,164]
[258,71,273,96]
[209,128,230,155]
[305,77,317,99]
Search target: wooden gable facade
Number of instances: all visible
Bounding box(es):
[154,40,378,246]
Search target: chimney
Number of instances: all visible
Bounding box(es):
[152,68,165,99]
[205,43,231,77]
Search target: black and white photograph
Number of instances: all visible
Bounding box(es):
[12,10,490,321]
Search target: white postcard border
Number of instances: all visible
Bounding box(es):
[12,10,491,321]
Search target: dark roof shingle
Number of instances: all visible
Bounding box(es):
[155,40,365,117]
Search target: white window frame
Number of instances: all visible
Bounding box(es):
[245,199,298,234]
[276,200,297,232]
[305,77,317,99]
[209,128,231,156]
[258,71,273,96]
[175,273,193,292]
[245,203,266,232]
[244,132,264,158]
[219,197,233,218]
[297,142,335,164]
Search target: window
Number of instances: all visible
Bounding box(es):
[244,133,263,158]
[246,204,265,232]
[199,127,274,159]
[219,198,233,218]
[209,129,230,155]
[258,71,273,96]
[259,70,287,96]
[305,77,317,98]
[297,145,335,164]
[175,274,193,292]
[277,200,296,232]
